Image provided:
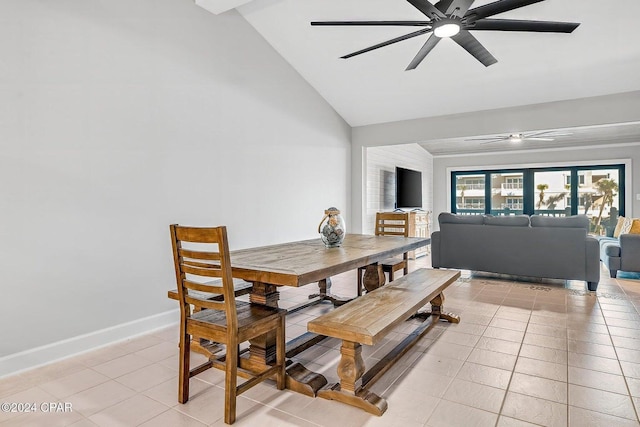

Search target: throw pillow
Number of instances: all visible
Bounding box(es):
[619,217,635,235]
[613,217,626,238]
[629,219,640,235]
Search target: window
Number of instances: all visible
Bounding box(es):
[451,164,625,233]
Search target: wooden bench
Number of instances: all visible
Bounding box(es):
[307,268,461,415]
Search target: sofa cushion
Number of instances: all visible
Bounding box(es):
[629,219,640,235]
[613,217,626,238]
[530,215,588,229]
[483,215,530,227]
[438,212,484,225]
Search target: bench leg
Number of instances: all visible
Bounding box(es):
[415,293,460,324]
[317,340,388,416]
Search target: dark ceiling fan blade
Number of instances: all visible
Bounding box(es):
[466,0,544,21]
[435,0,475,18]
[406,35,442,70]
[311,20,431,27]
[406,0,446,20]
[469,19,580,33]
[451,29,497,66]
[341,28,433,59]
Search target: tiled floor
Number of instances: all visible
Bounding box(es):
[2,256,640,426]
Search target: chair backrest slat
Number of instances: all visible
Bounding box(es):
[181,264,223,278]
[183,279,222,294]
[179,248,221,261]
[184,295,226,311]
[170,224,238,330]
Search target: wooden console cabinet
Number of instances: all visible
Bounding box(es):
[408,211,430,259]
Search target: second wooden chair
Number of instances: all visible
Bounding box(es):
[357,212,410,295]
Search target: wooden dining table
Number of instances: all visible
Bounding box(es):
[225,233,430,396]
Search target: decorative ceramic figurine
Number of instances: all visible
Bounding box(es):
[318,207,346,248]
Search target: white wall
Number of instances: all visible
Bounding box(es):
[432,144,640,229]
[0,0,350,372]
[364,144,433,233]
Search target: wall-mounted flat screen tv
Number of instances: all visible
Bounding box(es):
[395,166,422,209]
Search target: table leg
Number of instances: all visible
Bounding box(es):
[362,264,386,292]
[307,277,352,306]
[243,281,327,397]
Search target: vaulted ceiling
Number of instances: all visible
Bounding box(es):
[203,0,640,153]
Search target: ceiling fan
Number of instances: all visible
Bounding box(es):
[311,0,580,70]
[466,130,573,144]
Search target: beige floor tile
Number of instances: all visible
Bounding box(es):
[621,360,640,379]
[483,326,525,343]
[143,377,212,408]
[138,408,207,426]
[455,362,512,390]
[67,380,136,416]
[612,335,640,351]
[501,392,567,427]
[92,354,154,379]
[566,330,612,345]
[381,385,441,424]
[442,378,506,413]
[423,340,474,361]
[497,416,541,426]
[411,353,464,378]
[608,326,640,339]
[88,394,169,426]
[523,333,567,351]
[568,405,640,427]
[438,330,481,347]
[133,341,181,362]
[626,377,640,398]
[1,408,83,426]
[0,387,58,423]
[394,369,454,399]
[508,372,567,404]
[616,347,640,363]
[426,399,498,427]
[526,323,567,339]
[568,366,628,395]
[568,384,637,420]
[514,357,567,382]
[467,348,517,371]
[568,340,618,359]
[489,317,528,332]
[39,369,110,399]
[475,336,521,356]
[114,363,176,392]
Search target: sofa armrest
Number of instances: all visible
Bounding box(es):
[431,231,441,268]
[585,236,600,285]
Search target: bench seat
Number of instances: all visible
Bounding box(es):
[307,268,460,415]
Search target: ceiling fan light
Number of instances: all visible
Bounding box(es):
[434,23,460,38]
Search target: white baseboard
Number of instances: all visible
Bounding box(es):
[0,309,180,379]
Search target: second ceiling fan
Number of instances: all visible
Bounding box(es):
[311,0,580,70]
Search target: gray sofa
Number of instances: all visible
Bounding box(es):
[431,213,600,291]
[597,234,640,278]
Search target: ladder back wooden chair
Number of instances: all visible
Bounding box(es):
[170,224,286,425]
[357,212,410,295]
